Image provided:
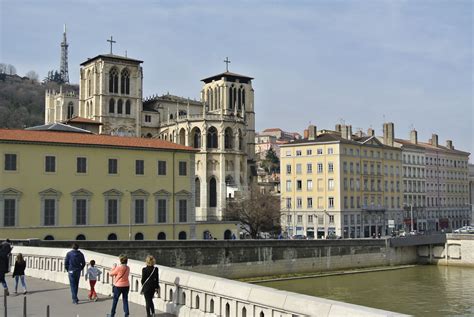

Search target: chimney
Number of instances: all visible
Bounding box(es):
[383,122,394,146]
[340,125,352,140]
[446,140,454,150]
[431,134,438,147]
[308,125,317,141]
[335,124,342,133]
[410,129,418,144]
[304,129,309,139]
[356,130,364,137]
[367,128,375,137]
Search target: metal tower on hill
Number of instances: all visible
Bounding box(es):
[60,24,69,83]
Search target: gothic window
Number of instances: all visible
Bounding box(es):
[195,178,200,207]
[109,68,119,93]
[207,126,218,149]
[157,232,166,240]
[234,87,239,110]
[120,69,130,94]
[224,127,233,149]
[87,71,92,97]
[117,99,123,114]
[192,128,201,149]
[67,102,74,119]
[109,99,115,113]
[209,177,217,207]
[125,100,131,115]
[228,85,234,109]
[179,128,186,145]
[238,129,243,151]
[178,231,187,240]
[242,89,246,107]
[238,86,242,110]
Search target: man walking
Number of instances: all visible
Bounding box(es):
[64,243,86,304]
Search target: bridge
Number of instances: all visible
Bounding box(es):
[5,246,408,317]
[389,233,447,247]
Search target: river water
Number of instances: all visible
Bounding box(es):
[259,266,474,317]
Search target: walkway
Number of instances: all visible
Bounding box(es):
[1,276,173,317]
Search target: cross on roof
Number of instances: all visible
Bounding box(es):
[107,36,116,54]
[223,57,231,72]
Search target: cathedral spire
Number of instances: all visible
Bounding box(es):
[60,24,70,83]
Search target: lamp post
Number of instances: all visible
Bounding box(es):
[410,205,414,232]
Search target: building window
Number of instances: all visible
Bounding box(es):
[328,148,334,154]
[307,180,313,190]
[286,180,292,191]
[296,180,302,190]
[328,179,334,190]
[157,199,167,223]
[296,164,302,174]
[145,115,151,123]
[207,126,218,149]
[297,215,303,223]
[134,199,145,224]
[117,99,123,114]
[195,178,201,207]
[77,157,87,173]
[296,150,302,156]
[107,199,118,224]
[3,199,15,227]
[108,159,118,174]
[44,199,56,226]
[179,199,187,222]
[179,162,187,176]
[329,215,335,223]
[328,197,335,208]
[317,163,323,173]
[125,100,131,115]
[297,198,302,208]
[306,149,312,155]
[109,68,118,93]
[307,163,312,173]
[75,199,87,225]
[109,98,115,113]
[158,161,166,175]
[45,156,56,173]
[120,69,130,94]
[136,160,144,175]
[287,214,292,223]
[4,154,17,171]
[317,148,323,155]
[67,102,74,119]
[209,178,217,207]
[328,162,334,173]
[286,198,292,209]
[286,164,291,174]
[307,197,313,208]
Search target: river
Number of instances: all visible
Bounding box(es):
[259,266,474,317]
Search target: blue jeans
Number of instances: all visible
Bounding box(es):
[14,275,26,291]
[68,270,81,303]
[111,286,129,316]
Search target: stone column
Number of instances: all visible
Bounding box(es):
[218,152,226,219]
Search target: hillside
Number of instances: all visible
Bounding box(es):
[0,74,79,129]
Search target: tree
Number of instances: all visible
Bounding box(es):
[25,70,39,82]
[263,146,280,173]
[0,63,17,75]
[43,70,64,84]
[225,186,281,239]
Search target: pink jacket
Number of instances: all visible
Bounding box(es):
[110,264,130,287]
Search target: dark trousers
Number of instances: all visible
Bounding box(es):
[68,270,81,302]
[111,286,129,316]
[0,272,7,289]
[143,290,155,316]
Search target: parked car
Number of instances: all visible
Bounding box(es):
[291,235,307,240]
[453,226,474,234]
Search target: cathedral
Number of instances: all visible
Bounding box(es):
[45,37,256,221]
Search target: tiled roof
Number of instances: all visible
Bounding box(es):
[262,128,283,132]
[395,138,469,155]
[0,129,197,152]
[63,116,103,125]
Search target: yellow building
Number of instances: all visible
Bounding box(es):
[0,129,238,240]
[280,124,403,239]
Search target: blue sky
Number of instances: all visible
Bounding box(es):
[1,0,472,157]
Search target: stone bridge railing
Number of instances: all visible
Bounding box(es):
[9,246,408,317]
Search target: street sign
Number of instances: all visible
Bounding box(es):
[388,220,395,228]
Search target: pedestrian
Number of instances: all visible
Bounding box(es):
[64,243,86,304]
[110,254,130,317]
[12,253,27,294]
[141,255,159,317]
[0,241,11,296]
[85,259,101,301]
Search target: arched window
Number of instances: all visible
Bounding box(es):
[109,68,119,93]
[238,130,244,151]
[210,299,214,313]
[242,307,247,317]
[224,230,232,240]
[192,128,201,149]
[224,128,233,149]
[195,295,200,309]
[179,128,186,145]
[67,102,74,119]
[209,177,217,208]
[203,230,211,240]
[228,86,234,109]
[107,233,117,240]
[195,178,201,207]
[178,231,187,240]
[117,99,123,114]
[234,87,239,110]
[181,292,186,306]
[242,89,246,107]
[125,100,131,115]
[157,232,166,240]
[134,232,144,240]
[87,71,92,97]
[207,127,218,149]
[109,99,115,113]
[260,312,265,317]
[44,235,54,240]
[225,303,230,317]
[120,69,130,94]
[146,133,153,138]
[75,234,86,240]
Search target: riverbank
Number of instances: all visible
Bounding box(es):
[241,264,418,283]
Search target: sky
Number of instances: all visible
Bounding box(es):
[1,0,472,158]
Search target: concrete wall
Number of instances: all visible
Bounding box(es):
[22,239,418,279]
[9,246,409,317]
[418,234,474,267]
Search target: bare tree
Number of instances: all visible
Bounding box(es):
[225,186,281,239]
[25,70,39,82]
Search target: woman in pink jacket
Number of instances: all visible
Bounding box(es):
[109,254,130,317]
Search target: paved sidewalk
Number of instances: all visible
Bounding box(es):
[1,277,172,317]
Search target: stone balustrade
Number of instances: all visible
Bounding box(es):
[9,246,408,317]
